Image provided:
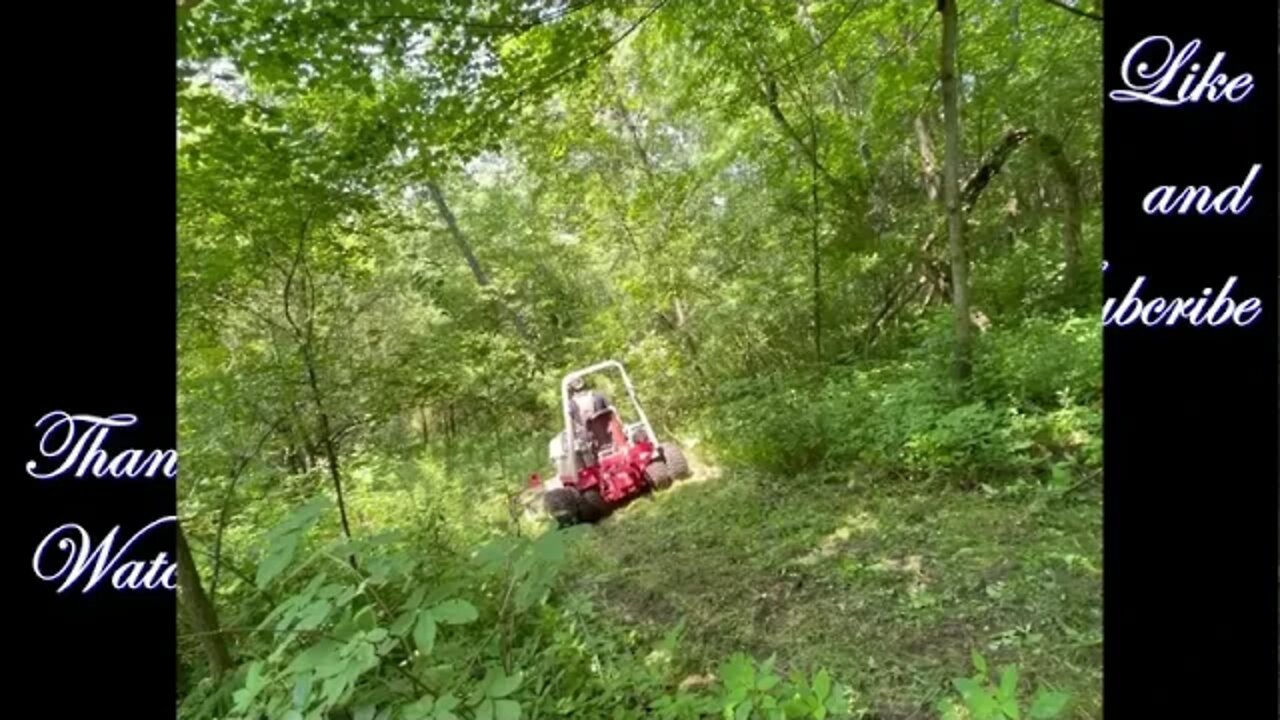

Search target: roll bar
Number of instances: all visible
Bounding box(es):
[560,360,658,457]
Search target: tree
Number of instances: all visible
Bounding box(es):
[176,522,233,678]
[939,0,972,381]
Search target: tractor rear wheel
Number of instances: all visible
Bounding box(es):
[661,443,691,480]
[543,487,581,527]
[645,460,673,490]
[578,489,610,523]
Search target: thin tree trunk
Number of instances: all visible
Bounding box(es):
[302,345,357,569]
[761,77,851,202]
[176,522,234,678]
[423,180,533,343]
[1035,133,1083,292]
[940,0,972,381]
[280,222,355,568]
[915,113,941,202]
[212,419,283,598]
[917,127,1081,302]
[810,112,823,363]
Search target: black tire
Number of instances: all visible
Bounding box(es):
[645,460,673,490]
[578,489,610,523]
[543,487,581,527]
[661,443,691,480]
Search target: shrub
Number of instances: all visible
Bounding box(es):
[180,497,853,720]
[702,311,1100,486]
[973,315,1100,411]
[936,652,1071,720]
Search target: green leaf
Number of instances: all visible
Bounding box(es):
[291,674,313,709]
[402,586,427,611]
[285,640,342,675]
[533,530,565,562]
[998,666,1019,700]
[952,677,982,700]
[971,651,988,675]
[720,653,756,690]
[725,685,749,706]
[295,599,332,631]
[283,711,304,720]
[355,605,376,632]
[812,669,831,701]
[245,661,266,694]
[403,695,436,720]
[487,670,523,698]
[825,684,848,714]
[494,699,521,720]
[1028,691,1070,719]
[757,673,781,692]
[315,655,349,680]
[255,497,330,588]
[473,538,517,573]
[331,607,358,641]
[435,694,460,712]
[352,706,376,720]
[968,693,1000,718]
[782,698,809,716]
[413,610,437,654]
[475,698,495,720]
[390,610,416,637]
[734,699,754,720]
[1001,697,1021,719]
[256,547,296,589]
[938,700,965,720]
[431,599,478,625]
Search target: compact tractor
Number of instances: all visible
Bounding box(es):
[527,361,691,525]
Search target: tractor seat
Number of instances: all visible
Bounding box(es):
[585,407,626,453]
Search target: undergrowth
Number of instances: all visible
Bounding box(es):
[703,311,1100,487]
[180,315,1100,720]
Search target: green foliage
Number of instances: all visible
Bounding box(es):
[705,312,1099,486]
[178,0,1100,716]
[712,654,857,720]
[973,315,1101,410]
[936,653,1071,720]
[184,494,859,720]
[183,500,526,720]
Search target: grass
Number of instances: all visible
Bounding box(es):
[333,438,1102,718]
[555,448,1102,719]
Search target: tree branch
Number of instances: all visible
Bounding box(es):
[211,417,288,598]
[1039,0,1102,22]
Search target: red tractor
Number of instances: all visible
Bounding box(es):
[529,361,690,526]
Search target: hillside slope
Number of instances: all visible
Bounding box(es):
[558,449,1102,719]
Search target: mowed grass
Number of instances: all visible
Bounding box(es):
[558,454,1102,719]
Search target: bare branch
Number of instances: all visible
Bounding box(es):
[1039,0,1102,22]
[211,416,288,598]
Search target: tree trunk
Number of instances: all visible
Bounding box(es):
[1035,133,1083,292]
[939,0,972,381]
[915,113,941,202]
[176,522,234,678]
[423,180,533,343]
[301,345,357,569]
[810,113,823,364]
